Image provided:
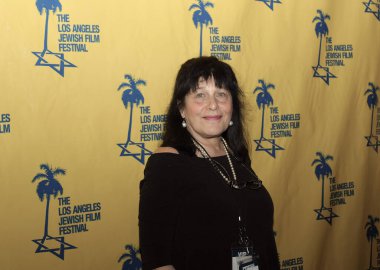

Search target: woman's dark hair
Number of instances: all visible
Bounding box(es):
[161,56,250,164]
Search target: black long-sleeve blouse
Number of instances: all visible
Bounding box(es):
[139,152,280,270]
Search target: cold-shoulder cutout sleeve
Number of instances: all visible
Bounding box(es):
[139,153,184,270]
[154,147,179,154]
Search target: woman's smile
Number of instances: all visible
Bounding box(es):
[203,115,222,120]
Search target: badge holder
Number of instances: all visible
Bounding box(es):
[231,216,259,270]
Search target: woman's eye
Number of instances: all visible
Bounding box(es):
[216,91,229,100]
[195,92,206,99]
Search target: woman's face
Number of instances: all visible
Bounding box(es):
[179,77,233,142]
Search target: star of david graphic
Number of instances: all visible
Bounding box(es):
[118,140,153,164]
[365,134,379,152]
[314,206,339,225]
[312,65,337,85]
[256,0,282,11]
[32,50,76,77]
[32,235,77,260]
[254,137,284,158]
[363,0,380,21]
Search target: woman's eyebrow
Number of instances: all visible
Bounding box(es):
[194,85,206,90]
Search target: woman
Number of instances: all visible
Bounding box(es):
[139,56,280,270]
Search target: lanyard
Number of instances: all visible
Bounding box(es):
[230,188,260,270]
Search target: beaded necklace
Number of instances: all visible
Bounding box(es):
[192,137,240,188]
[191,137,263,190]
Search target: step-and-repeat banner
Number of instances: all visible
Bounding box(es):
[1,1,379,269]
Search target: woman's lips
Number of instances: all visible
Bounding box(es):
[203,115,222,120]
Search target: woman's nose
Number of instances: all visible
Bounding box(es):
[208,95,218,110]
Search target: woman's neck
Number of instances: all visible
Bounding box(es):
[193,136,226,157]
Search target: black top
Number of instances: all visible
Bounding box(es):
[139,152,280,270]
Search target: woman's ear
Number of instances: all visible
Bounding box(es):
[179,109,185,119]
[177,100,185,118]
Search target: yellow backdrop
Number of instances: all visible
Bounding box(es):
[1,0,379,269]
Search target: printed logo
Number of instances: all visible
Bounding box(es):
[139,107,167,143]
[31,164,102,259]
[312,10,336,85]
[256,0,282,11]
[117,75,153,164]
[363,0,380,21]
[311,152,356,225]
[33,0,101,77]
[33,0,76,76]
[0,114,11,134]
[118,244,142,270]
[189,1,242,61]
[57,14,100,54]
[280,257,304,270]
[189,0,214,57]
[276,231,304,270]
[365,215,379,270]
[364,82,380,152]
[209,26,241,61]
[32,164,76,259]
[311,152,338,224]
[57,196,101,236]
[312,10,354,85]
[253,80,285,158]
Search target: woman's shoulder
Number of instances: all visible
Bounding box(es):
[142,147,191,187]
[145,147,188,171]
[154,146,179,154]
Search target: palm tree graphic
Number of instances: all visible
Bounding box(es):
[252,80,284,158]
[32,163,65,241]
[364,82,379,152]
[31,164,76,259]
[189,0,214,57]
[33,0,76,76]
[312,152,332,209]
[312,10,335,85]
[118,75,146,144]
[313,10,330,67]
[311,152,338,224]
[365,215,379,270]
[117,75,152,164]
[254,80,275,140]
[118,245,142,270]
[36,0,62,57]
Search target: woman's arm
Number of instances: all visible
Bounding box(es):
[139,153,182,270]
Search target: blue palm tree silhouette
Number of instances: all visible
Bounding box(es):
[32,164,65,241]
[189,0,214,57]
[118,245,142,270]
[312,10,330,67]
[364,82,379,137]
[365,215,379,270]
[118,75,146,144]
[311,152,333,209]
[36,0,62,57]
[253,80,275,139]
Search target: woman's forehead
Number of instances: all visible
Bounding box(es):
[195,76,227,89]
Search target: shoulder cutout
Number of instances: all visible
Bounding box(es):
[155,147,179,154]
